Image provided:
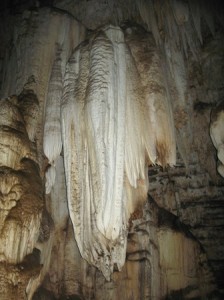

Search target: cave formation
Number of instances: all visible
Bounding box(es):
[0,0,224,299]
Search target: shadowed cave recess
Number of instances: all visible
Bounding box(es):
[0,0,224,299]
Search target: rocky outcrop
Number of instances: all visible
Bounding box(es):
[0,92,44,299]
[32,195,220,299]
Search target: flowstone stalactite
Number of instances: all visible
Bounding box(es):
[61,24,176,279]
[0,7,86,170]
[43,47,63,194]
[0,7,85,298]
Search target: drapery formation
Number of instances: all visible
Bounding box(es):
[42,0,223,276]
[43,25,176,278]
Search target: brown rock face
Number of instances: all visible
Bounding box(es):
[0,93,44,299]
[0,1,224,299]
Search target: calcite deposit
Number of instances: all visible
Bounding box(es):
[0,0,224,299]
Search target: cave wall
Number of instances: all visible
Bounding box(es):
[0,1,224,299]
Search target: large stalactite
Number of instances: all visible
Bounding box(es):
[59,24,176,279]
[0,1,224,299]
